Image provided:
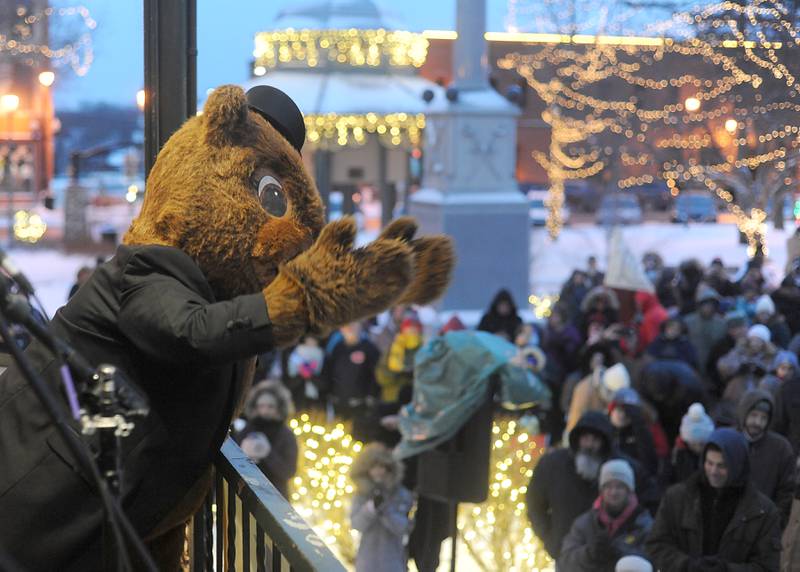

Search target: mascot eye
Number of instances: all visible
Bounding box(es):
[257,175,287,217]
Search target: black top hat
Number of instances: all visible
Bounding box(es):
[245,85,306,154]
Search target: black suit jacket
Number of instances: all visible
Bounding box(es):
[0,244,275,569]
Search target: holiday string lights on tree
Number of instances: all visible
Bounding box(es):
[1,5,95,76]
[287,413,550,571]
[500,0,800,253]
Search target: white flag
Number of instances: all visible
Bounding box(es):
[604,227,655,293]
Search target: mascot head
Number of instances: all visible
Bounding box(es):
[124,84,325,300]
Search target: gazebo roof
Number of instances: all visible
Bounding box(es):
[242,71,444,116]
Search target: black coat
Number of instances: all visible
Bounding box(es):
[773,377,800,455]
[0,245,276,570]
[646,473,781,571]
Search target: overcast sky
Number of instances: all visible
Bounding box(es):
[50,0,511,110]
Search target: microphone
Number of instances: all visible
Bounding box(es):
[0,248,35,296]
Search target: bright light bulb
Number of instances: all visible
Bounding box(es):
[136,89,146,110]
[684,96,701,112]
[0,94,20,112]
[38,71,55,87]
[724,118,738,133]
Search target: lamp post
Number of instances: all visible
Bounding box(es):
[1,94,20,247]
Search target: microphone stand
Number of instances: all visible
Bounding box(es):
[0,281,156,572]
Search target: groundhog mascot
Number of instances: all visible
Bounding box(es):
[0,84,453,570]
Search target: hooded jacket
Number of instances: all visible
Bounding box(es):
[646,428,781,571]
[737,389,795,525]
[477,289,523,341]
[350,444,413,572]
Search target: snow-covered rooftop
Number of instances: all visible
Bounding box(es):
[242,71,445,116]
[273,0,402,31]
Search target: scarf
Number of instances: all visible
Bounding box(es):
[594,493,639,537]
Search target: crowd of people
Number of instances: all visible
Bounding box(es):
[229,247,800,571]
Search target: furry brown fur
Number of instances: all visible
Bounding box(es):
[123,84,453,567]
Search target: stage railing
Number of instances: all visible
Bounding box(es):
[189,438,346,572]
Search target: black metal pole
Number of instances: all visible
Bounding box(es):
[143,0,197,179]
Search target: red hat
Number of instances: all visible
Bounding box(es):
[439,315,466,335]
[400,316,422,332]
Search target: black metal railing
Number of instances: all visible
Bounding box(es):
[189,438,346,572]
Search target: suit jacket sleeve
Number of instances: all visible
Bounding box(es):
[118,261,274,366]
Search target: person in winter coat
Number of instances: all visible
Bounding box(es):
[235,381,298,498]
[669,403,715,484]
[717,324,778,404]
[528,411,655,559]
[375,316,422,403]
[772,264,800,335]
[321,321,381,420]
[559,459,654,572]
[567,363,631,434]
[673,259,706,316]
[759,350,799,398]
[283,335,325,411]
[646,428,781,572]
[350,443,413,572]
[771,355,800,454]
[541,305,582,378]
[705,312,749,398]
[737,389,796,526]
[753,294,792,348]
[635,291,668,353]
[578,286,620,339]
[477,288,523,341]
[683,286,727,378]
[704,257,738,298]
[644,318,699,370]
[637,360,706,444]
[559,270,592,326]
[608,388,666,477]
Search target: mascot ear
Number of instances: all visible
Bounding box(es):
[203,84,250,147]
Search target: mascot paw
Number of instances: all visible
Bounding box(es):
[378,217,455,306]
[281,217,413,333]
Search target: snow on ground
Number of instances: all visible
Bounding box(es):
[530,222,791,295]
[16,221,793,319]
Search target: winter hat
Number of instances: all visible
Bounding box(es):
[439,315,466,335]
[695,284,721,305]
[599,459,635,491]
[615,555,653,572]
[774,350,800,372]
[747,324,772,343]
[754,294,776,317]
[599,363,631,403]
[608,387,641,413]
[400,316,422,332]
[680,403,715,445]
[724,310,748,329]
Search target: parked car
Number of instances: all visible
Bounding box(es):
[564,180,601,212]
[527,189,571,226]
[672,192,717,223]
[596,194,643,225]
[631,182,672,211]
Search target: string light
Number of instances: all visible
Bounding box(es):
[0,5,95,76]
[13,210,46,243]
[528,294,560,319]
[253,29,428,70]
[498,0,800,247]
[287,413,550,570]
[304,112,426,149]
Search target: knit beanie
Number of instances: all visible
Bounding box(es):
[599,459,635,491]
[680,403,715,445]
[600,363,631,403]
[615,555,653,572]
[747,324,772,343]
[754,295,776,317]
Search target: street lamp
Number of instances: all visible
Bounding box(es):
[724,118,738,134]
[136,89,146,111]
[38,71,55,87]
[684,96,701,112]
[0,94,19,113]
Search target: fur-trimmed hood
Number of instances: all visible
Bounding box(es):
[580,285,620,312]
[350,443,404,494]
[243,379,295,421]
